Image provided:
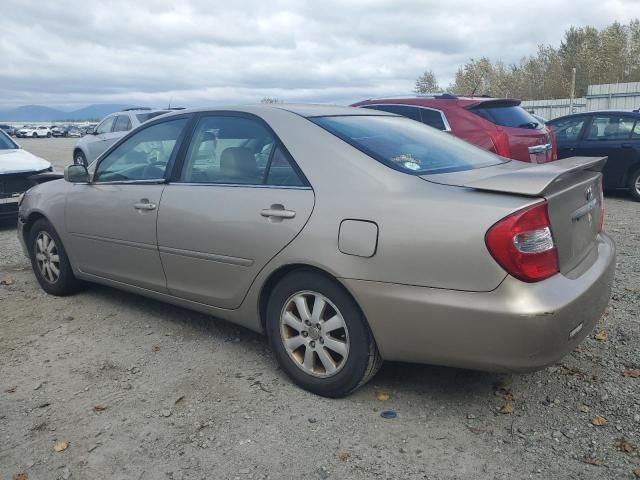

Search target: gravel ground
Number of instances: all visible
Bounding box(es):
[1,139,639,480]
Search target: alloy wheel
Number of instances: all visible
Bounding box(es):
[280,290,350,378]
[35,231,60,284]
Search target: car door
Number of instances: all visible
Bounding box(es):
[87,116,117,160]
[576,114,638,189]
[157,113,314,309]
[65,116,190,291]
[547,115,589,159]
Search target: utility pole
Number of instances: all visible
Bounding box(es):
[569,68,576,113]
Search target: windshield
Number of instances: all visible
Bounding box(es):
[0,130,18,150]
[311,115,505,175]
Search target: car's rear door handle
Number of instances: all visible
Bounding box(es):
[134,201,157,211]
[261,205,296,219]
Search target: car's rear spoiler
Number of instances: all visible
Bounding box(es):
[424,156,607,197]
[465,157,607,196]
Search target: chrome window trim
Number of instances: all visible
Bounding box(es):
[168,182,312,190]
[359,104,452,132]
[91,178,166,185]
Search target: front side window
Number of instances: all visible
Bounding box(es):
[94,118,187,182]
[96,116,116,135]
[549,117,586,141]
[180,115,304,186]
[586,115,636,140]
[312,115,504,175]
[113,115,132,132]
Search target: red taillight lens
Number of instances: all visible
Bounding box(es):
[491,130,511,158]
[485,201,559,282]
[597,175,604,233]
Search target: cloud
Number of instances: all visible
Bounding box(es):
[0,0,637,108]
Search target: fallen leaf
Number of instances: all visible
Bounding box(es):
[559,365,583,376]
[499,402,514,414]
[0,276,14,286]
[614,438,637,453]
[152,345,161,352]
[623,368,640,378]
[174,395,185,405]
[594,329,608,342]
[634,467,640,478]
[591,415,607,426]
[12,473,28,480]
[582,456,604,466]
[493,381,514,401]
[375,390,390,401]
[53,441,69,452]
[93,405,108,412]
[337,452,351,461]
[574,345,585,353]
[5,386,17,393]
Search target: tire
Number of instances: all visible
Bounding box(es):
[28,218,81,296]
[266,269,382,397]
[47,132,51,138]
[629,169,640,202]
[32,133,37,138]
[74,150,87,166]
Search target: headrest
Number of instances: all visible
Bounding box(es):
[220,147,257,176]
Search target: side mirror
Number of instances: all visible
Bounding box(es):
[64,164,89,183]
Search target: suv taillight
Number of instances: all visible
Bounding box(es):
[485,201,559,282]
[490,130,511,158]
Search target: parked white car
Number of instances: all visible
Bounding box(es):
[16,126,52,138]
[0,130,53,217]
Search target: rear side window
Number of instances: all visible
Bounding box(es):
[312,115,504,175]
[418,108,447,130]
[361,104,421,122]
[113,115,132,132]
[632,121,640,139]
[470,103,541,129]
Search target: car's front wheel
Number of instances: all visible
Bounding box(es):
[266,270,382,397]
[29,218,81,296]
[47,132,51,138]
[32,133,37,138]
[74,150,87,166]
[629,169,640,202]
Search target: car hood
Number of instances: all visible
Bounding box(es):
[0,149,51,174]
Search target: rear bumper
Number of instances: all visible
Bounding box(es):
[342,233,616,372]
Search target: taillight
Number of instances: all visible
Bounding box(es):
[491,130,511,158]
[485,201,559,282]
[597,176,604,233]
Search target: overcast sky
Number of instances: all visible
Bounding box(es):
[0,0,638,109]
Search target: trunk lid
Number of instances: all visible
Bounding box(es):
[423,156,606,274]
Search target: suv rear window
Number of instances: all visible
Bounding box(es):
[136,111,169,123]
[311,115,504,175]
[469,101,541,129]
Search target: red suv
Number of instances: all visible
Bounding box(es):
[351,95,558,163]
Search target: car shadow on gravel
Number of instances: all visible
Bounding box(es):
[84,281,503,398]
[0,217,18,231]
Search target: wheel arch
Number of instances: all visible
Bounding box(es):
[22,211,49,251]
[257,263,371,335]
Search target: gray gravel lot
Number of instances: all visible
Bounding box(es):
[1,138,639,480]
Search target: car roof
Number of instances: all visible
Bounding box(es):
[352,95,515,108]
[152,104,397,120]
[548,109,640,122]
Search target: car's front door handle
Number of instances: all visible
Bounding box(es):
[261,206,296,219]
[134,202,157,211]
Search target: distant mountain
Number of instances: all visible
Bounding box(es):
[0,104,133,122]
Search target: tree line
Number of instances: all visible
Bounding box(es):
[415,19,640,100]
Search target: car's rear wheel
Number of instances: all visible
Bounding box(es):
[29,218,81,296]
[47,132,51,138]
[74,150,87,166]
[32,133,37,138]
[266,270,382,397]
[629,169,640,202]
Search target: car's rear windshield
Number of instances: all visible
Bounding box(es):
[0,131,17,150]
[469,102,541,129]
[136,111,169,123]
[311,115,504,175]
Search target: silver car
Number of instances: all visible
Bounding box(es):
[18,105,616,397]
[72,108,170,166]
